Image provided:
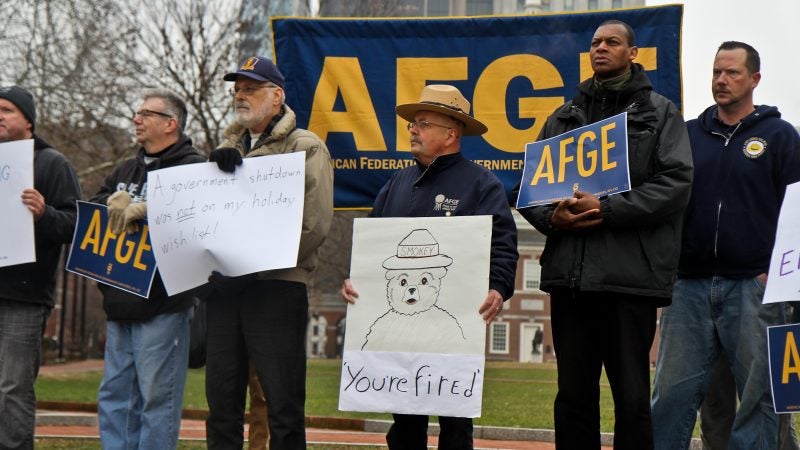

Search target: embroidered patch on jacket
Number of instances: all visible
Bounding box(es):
[742,137,767,159]
[433,194,459,215]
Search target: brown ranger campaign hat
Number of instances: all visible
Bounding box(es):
[395,84,488,136]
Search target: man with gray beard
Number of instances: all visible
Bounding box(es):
[204,56,333,450]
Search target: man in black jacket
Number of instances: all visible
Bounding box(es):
[91,89,206,450]
[0,85,81,450]
[517,21,693,449]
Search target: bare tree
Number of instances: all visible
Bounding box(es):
[126,0,243,152]
[0,0,249,194]
[0,0,144,194]
[318,0,409,17]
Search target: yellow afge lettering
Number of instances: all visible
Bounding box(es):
[529,127,620,186]
[558,137,575,183]
[79,209,104,253]
[78,207,149,270]
[782,332,800,384]
[531,145,554,185]
[600,123,618,171]
[115,230,136,263]
[133,225,151,270]
[308,57,386,150]
[474,55,564,153]
[307,50,659,156]
[577,131,597,177]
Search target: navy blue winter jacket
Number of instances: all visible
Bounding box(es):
[371,152,518,300]
[679,105,800,278]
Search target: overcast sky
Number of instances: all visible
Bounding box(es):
[646,0,800,126]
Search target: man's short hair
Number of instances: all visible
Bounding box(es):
[143,89,187,133]
[598,19,636,47]
[717,41,760,74]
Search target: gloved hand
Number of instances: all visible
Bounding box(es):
[107,190,132,235]
[208,270,257,295]
[122,201,148,234]
[209,147,243,173]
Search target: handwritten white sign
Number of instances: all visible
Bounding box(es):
[0,139,34,268]
[764,181,800,304]
[339,216,491,417]
[146,153,305,295]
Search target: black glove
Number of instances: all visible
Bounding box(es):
[209,147,243,173]
[208,270,257,295]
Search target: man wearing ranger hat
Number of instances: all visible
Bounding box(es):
[342,84,518,449]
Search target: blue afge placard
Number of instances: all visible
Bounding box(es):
[768,324,800,413]
[516,112,630,209]
[66,201,156,298]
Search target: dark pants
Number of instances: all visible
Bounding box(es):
[386,414,473,450]
[205,280,308,450]
[0,300,50,450]
[551,290,657,450]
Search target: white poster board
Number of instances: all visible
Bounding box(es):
[764,181,800,304]
[146,153,305,295]
[339,216,491,418]
[0,139,35,267]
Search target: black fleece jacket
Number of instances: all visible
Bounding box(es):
[518,64,693,303]
[0,136,81,307]
[91,135,206,321]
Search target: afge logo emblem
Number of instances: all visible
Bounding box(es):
[743,137,767,159]
[241,57,259,71]
[433,194,459,216]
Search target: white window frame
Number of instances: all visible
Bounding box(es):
[523,259,543,292]
[489,322,510,354]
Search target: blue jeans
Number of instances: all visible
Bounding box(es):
[98,307,192,450]
[652,276,784,450]
[0,300,50,450]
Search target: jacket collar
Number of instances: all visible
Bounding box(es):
[221,104,297,152]
[413,152,463,183]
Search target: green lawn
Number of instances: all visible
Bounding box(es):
[38,359,800,440]
[36,359,614,431]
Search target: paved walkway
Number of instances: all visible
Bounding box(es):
[36,415,565,449]
[37,360,612,449]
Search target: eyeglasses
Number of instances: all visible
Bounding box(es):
[134,109,173,120]
[406,120,452,131]
[229,84,277,96]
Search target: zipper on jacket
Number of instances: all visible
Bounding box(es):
[710,122,741,147]
[709,121,741,260]
[713,202,722,259]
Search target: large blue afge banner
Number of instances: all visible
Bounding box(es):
[273,5,682,208]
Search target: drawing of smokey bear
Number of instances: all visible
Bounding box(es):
[362,228,469,353]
